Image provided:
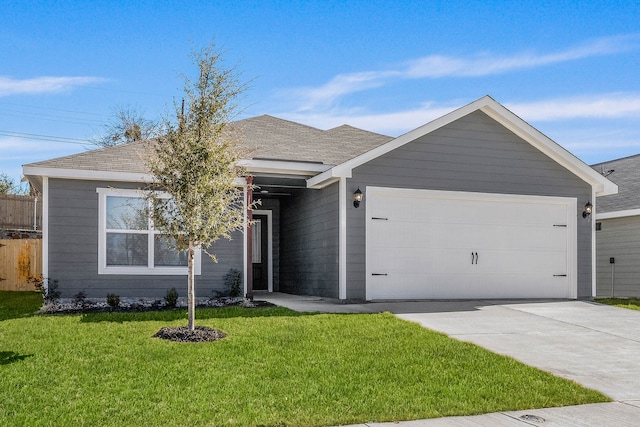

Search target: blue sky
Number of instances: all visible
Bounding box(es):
[2,1,639,187]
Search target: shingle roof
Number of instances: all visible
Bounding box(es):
[592,154,640,212]
[24,115,392,173]
[234,115,392,165]
[25,140,148,173]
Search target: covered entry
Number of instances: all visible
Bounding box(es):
[365,187,576,300]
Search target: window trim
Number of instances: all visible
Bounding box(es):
[97,188,201,275]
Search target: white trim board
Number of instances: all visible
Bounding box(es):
[252,209,274,292]
[596,208,640,220]
[42,177,49,289]
[95,187,202,276]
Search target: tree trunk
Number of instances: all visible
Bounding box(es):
[187,240,196,330]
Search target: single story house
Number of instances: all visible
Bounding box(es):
[592,154,640,297]
[23,96,617,301]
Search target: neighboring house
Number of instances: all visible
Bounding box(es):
[592,154,640,297]
[23,96,616,301]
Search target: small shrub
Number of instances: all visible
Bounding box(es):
[165,288,178,307]
[224,269,242,297]
[28,275,61,305]
[106,293,120,308]
[73,291,88,308]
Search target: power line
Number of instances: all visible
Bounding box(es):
[0,100,111,118]
[0,130,92,145]
[0,109,104,127]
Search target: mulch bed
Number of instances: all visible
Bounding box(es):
[154,326,227,343]
[40,298,275,315]
[38,298,276,343]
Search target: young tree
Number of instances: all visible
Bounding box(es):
[0,173,13,194]
[92,106,160,148]
[0,173,28,194]
[144,43,251,331]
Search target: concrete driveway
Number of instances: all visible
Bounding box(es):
[257,292,640,425]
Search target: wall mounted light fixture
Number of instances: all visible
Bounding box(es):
[582,201,593,218]
[353,188,363,208]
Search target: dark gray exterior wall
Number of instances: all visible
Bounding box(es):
[596,216,640,297]
[279,184,339,298]
[47,178,243,299]
[346,110,593,299]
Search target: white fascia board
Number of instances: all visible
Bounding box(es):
[306,168,349,189]
[239,159,331,177]
[478,101,618,197]
[596,208,640,220]
[23,166,247,186]
[22,166,154,183]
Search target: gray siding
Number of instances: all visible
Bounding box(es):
[596,217,640,297]
[279,184,339,298]
[346,110,593,299]
[47,178,243,299]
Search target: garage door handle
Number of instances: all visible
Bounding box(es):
[371,217,388,220]
[471,252,478,264]
[553,274,567,277]
[371,273,388,276]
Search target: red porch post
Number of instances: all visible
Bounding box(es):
[245,175,253,300]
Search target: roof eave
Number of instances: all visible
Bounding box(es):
[23,159,332,185]
[240,159,331,178]
[22,166,154,183]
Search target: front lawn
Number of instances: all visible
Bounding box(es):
[0,290,42,321]
[595,297,640,311]
[0,293,608,427]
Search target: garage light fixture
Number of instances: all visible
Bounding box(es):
[582,201,593,218]
[353,188,363,208]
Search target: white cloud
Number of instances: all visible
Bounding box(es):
[0,76,108,96]
[280,101,461,136]
[406,34,640,78]
[506,93,640,121]
[284,34,640,111]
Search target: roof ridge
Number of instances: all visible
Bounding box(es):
[324,124,392,138]
[591,152,640,167]
[234,114,325,133]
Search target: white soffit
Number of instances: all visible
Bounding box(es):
[239,159,331,177]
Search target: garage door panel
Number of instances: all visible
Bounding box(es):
[369,247,473,274]
[366,188,573,300]
[368,273,569,299]
[369,248,567,276]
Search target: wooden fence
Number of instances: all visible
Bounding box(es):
[0,194,41,230]
[0,239,42,291]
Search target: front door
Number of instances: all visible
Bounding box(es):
[252,214,269,290]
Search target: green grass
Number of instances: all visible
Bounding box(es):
[595,297,640,311]
[0,293,608,427]
[0,291,42,321]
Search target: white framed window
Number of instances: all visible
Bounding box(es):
[97,188,201,275]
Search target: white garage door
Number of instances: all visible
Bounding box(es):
[366,187,576,300]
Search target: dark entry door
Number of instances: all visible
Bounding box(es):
[252,215,269,290]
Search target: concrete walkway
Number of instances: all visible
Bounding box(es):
[255,292,640,426]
